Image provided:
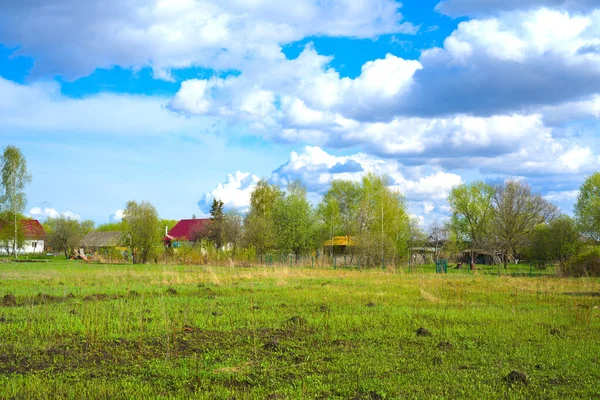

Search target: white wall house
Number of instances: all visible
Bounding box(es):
[0,220,46,255]
[0,239,45,254]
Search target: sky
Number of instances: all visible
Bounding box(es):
[1,0,599,226]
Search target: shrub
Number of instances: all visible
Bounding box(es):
[560,246,600,277]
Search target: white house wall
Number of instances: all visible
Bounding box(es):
[0,240,45,254]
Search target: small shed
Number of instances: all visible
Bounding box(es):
[323,236,355,255]
[82,231,123,251]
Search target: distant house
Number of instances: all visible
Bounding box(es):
[82,231,123,252]
[0,219,46,254]
[323,236,356,255]
[164,219,211,247]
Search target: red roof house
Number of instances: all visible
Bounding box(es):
[164,219,211,244]
[20,220,46,240]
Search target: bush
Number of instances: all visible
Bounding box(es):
[560,246,600,277]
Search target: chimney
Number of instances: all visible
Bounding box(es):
[165,226,168,236]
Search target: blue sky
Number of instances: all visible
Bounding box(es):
[0,0,599,225]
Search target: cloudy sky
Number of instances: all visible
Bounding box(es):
[1,0,599,225]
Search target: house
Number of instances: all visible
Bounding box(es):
[82,231,124,252]
[323,236,356,255]
[0,219,46,254]
[164,219,211,247]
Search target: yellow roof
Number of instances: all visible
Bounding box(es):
[324,236,356,246]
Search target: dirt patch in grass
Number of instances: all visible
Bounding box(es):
[563,292,600,297]
[505,371,527,385]
[2,294,16,307]
[416,327,432,337]
[83,294,120,301]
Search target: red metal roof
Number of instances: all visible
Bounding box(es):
[166,219,211,242]
[20,220,46,240]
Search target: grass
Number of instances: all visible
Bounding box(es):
[0,261,599,399]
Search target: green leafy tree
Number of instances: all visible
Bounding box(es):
[0,146,32,258]
[492,180,557,268]
[448,181,495,266]
[243,179,283,257]
[223,210,243,256]
[47,216,85,259]
[318,192,341,259]
[575,172,600,242]
[548,215,582,266]
[319,180,361,260]
[525,215,581,269]
[122,201,161,264]
[272,181,317,261]
[0,211,25,255]
[354,174,410,267]
[96,221,126,232]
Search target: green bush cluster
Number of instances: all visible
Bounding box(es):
[561,246,600,277]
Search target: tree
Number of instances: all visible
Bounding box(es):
[319,180,361,261]
[0,146,32,258]
[96,221,126,232]
[318,192,340,259]
[122,201,161,264]
[575,172,600,242]
[272,181,316,260]
[223,210,243,256]
[0,211,25,255]
[525,215,581,268]
[208,198,225,249]
[548,215,581,266]
[47,217,85,259]
[492,180,557,269]
[428,221,451,263]
[243,179,283,257]
[448,181,495,267]
[354,174,410,267]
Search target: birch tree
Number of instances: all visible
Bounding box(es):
[0,146,31,258]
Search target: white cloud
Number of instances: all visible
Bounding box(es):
[0,0,416,80]
[28,207,81,220]
[0,77,214,135]
[423,202,435,214]
[198,171,261,213]
[435,0,599,17]
[109,209,124,222]
[201,146,465,216]
[544,190,580,214]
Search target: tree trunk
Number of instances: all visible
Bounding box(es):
[13,210,17,259]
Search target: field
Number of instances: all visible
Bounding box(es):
[0,262,599,399]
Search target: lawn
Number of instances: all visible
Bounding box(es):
[0,261,599,399]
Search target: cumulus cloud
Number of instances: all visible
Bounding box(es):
[109,209,124,222]
[170,8,600,122]
[0,0,416,80]
[167,8,600,181]
[409,8,600,117]
[198,171,261,213]
[435,0,599,17]
[28,207,81,220]
[0,76,214,135]
[200,146,464,218]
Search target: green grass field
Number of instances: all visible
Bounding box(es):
[1,261,599,399]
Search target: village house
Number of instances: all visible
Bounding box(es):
[164,218,211,247]
[0,219,46,254]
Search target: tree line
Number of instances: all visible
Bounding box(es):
[3,144,600,274]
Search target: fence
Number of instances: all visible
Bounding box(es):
[246,254,558,277]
